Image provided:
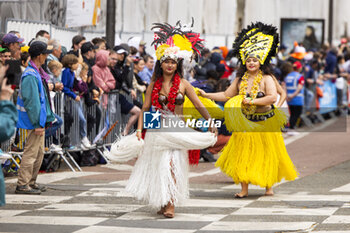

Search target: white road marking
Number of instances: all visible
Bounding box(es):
[39,203,142,212]
[189,167,221,178]
[323,215,350,224]
[73,226,195,233]
[0,210,29,218]
[101,163,134,171]
[200,221,316,231]
[182,198,252,208]
[0,216,107,226]
[258,194,350,202]
[117,212,226,222]
[231,207,338,216]
[331,183,350,192]
[5,172,101,184]
[5,195,72,204]
[77,187,133,197]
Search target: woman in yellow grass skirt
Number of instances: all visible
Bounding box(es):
[199,22,298,197]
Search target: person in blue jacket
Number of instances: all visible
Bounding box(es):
[15,41,55,195]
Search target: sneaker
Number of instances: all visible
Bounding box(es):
[81,136,92,149]
[49,144,63,153]
[15,185,41,195]
[80,143,89,150]
[29,183,47,192]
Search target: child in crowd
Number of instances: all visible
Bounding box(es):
[47,60,62,83]
[80,62,102,137]
[20,52,30,72]
[45,60,64,152]
[61,54,92,149]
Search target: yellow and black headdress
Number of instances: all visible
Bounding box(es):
[232,22,279,66]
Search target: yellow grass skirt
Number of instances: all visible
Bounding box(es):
[216,95,298,188]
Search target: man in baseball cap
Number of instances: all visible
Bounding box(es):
[113,45,128,55]
[28,41,53,58]
[15,40,55,195]
[1,33,24,60]
[81,41,98,54]
[81,42,98,81]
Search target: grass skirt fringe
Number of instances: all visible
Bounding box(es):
[126,113,217,208]
[216,95,298,188]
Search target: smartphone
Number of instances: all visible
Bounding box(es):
[5,60,22,86]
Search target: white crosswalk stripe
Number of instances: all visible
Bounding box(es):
[2,174,350,232]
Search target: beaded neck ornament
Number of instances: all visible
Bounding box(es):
[239,70,263,115]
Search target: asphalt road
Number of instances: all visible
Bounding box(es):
[1,115,349,232]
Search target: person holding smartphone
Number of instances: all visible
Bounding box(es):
[0,65,18,205]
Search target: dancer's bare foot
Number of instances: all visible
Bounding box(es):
[235,182,248,198]
[157,206,166,215]
[265,187,274,196]
[163,202,175,218]
[234,191,248,198]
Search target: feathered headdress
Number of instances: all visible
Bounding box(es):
[232,22,279,66]
[151,18,204,63]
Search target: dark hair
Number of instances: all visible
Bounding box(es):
[151,59,184,82]
[130,46,138,56]
[91,37,106,46]
[72,35,85,46]
[236,62,274,79]
[207,70,220,81]
[133,56,144,65]
[143,54,154,63]
[280,61,293,79]
[61,54,79,68]
[36,30,49,38]
[20,52,30,66]
[337,55,345,63]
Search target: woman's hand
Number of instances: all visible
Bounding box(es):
[0,78,14,101]
[242,97,252,105]
[198,89,207,98]
[136,130,142,141]
[130,90,137,99]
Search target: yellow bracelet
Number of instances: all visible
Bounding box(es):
[136,129,142,132]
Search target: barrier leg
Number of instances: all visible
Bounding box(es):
[97,147,109,164]
[65,151,83,172]
[60,153,76,172]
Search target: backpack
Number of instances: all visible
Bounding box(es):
[40,153,61,172]
[80,149,99,167]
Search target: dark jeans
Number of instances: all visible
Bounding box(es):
[289,105,303,129]
[45,113,63,145]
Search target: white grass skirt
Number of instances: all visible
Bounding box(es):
[125,115,217,208]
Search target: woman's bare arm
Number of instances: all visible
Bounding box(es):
[199,78,239,102]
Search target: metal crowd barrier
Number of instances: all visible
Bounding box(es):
[1,87,141,174]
